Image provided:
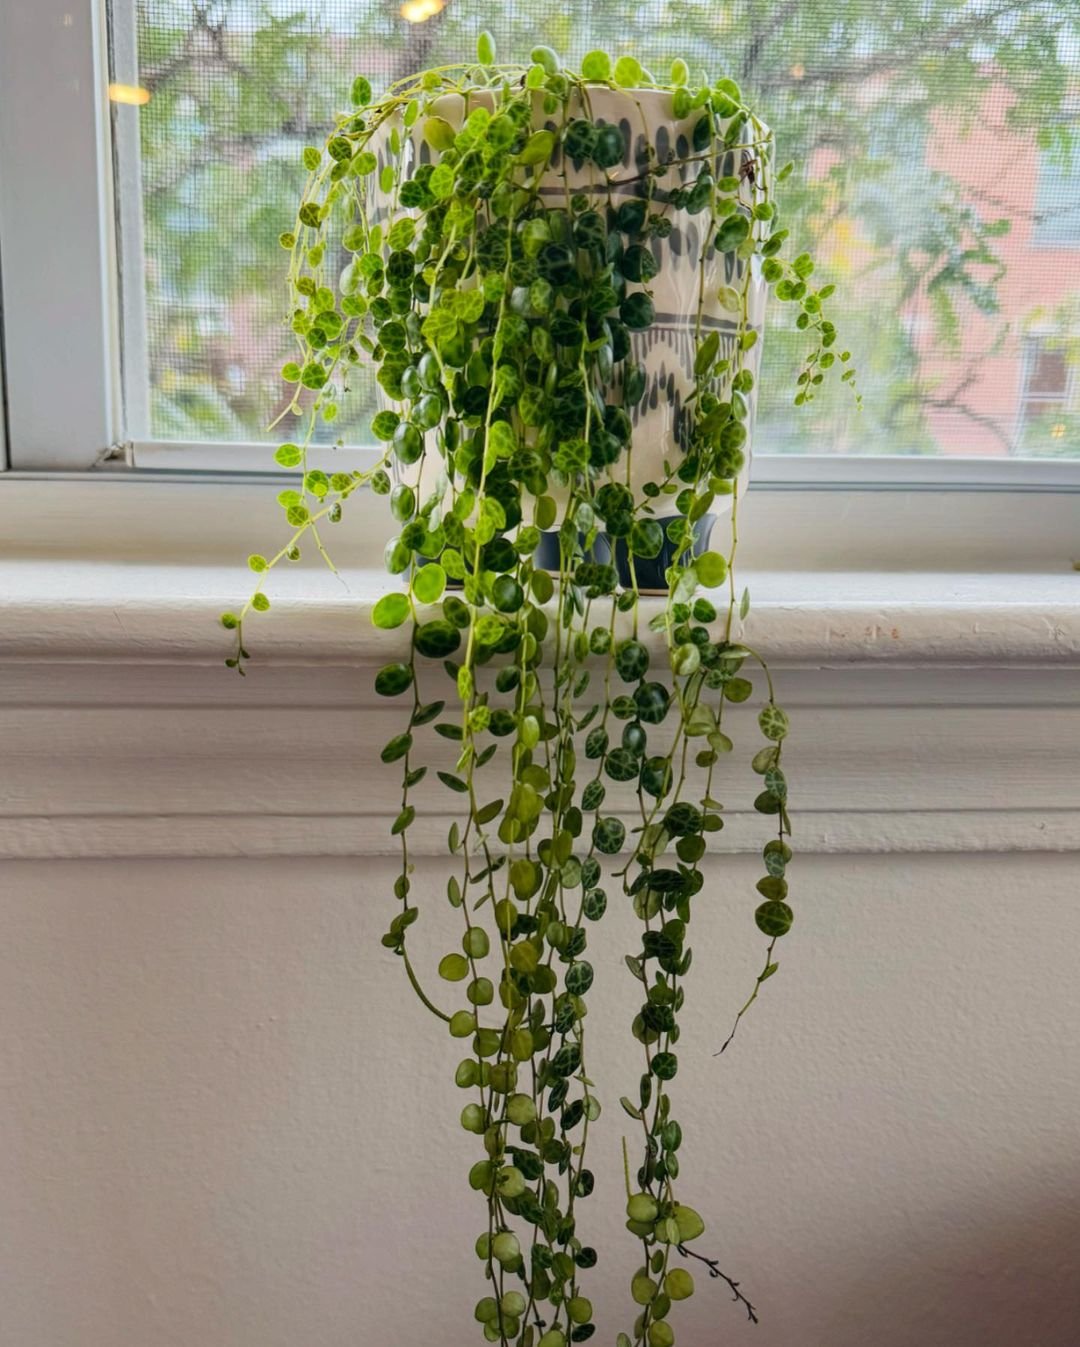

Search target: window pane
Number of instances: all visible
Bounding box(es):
[120,0,1080,458]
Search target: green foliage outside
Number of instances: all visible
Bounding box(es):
[133,0,1080,455]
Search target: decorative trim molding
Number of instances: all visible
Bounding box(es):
[1,654,1075,861]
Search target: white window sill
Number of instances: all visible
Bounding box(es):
[0,557,1077,667]
[0,475,1076,666]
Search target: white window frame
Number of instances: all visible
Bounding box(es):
[0,0,121,470]
[2,0,1079,519]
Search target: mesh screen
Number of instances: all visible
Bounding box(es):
[124,0,1080,456]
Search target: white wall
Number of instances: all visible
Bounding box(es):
[3,850,1079,1347]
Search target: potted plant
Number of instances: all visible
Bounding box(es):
[224,36,855,1347]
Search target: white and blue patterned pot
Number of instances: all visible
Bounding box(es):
[372,86,766,522]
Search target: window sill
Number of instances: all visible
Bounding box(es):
[0,475,1077,666]
[0,558,1077,666]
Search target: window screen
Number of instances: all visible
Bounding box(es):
[117,1,1080,458]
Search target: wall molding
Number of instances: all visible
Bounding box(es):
[1,653,1075,861]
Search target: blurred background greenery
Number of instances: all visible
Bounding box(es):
[126,0,1080,457]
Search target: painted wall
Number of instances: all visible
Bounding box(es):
[2,850,1078,1347]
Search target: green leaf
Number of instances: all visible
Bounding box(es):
[715,214,751,252]
[423,117,456,152]
[685,703,716,736]
[519,130,556,165]
[476,29,495,63]
[581,49,612,81]
[751,745,779,774]
[755,900,794,937]
[520,44,554,78]
[380,732,412,763]
[694,331,719,376]
[412,563,446,604]
[613,55,643,87]
[437,770,469,794]
[740,586,751,620]
[439,952,469,981]
[695,550,728,587]
[475,799,503,826]
[673,1205,705,1242]
[724,677,753,702]
[372,592,409,629]
[759,705,790,741]
[391,805,415,835]
[374,663,413,697]
[274,442,303,468]
[412,700,445,727]
[673,643,700,676]
[619,1096,643,1120]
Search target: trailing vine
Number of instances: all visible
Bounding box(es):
[226,36,855,1347]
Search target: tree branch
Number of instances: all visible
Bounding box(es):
[757,0,1053,93]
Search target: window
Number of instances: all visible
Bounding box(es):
[1017,336,1078,456]
[1033,129,1080,250]
[3,0,1080,474]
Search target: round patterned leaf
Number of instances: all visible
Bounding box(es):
[634,682,670,724]
[613,54,643,86]
[759,705,790,741]
[581,49,611,80]
[593,816,626,854]
[584,727,609,759]
[651,1051,678,1081]
[715,212,751,252]
[566,962,594,995]
[615,639,650,682]
[491,574,524,613]
[755,899,794,937]
[412,563,446,604]
[604,748,639,782]
[372,593,409,629]
[414,619,461,659]
[583,888,607,921]
[620,292,655,330]
[374,663,413,696]
[630,519,664,558]
[549,1043,582,1078]
[640,755,673,799]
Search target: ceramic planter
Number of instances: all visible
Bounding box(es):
[370,85,767,579]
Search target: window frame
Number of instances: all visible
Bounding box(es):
[0,0,122,470]
[2,0,1080,505]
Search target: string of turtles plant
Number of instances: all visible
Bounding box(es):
[225,35,856,1347]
